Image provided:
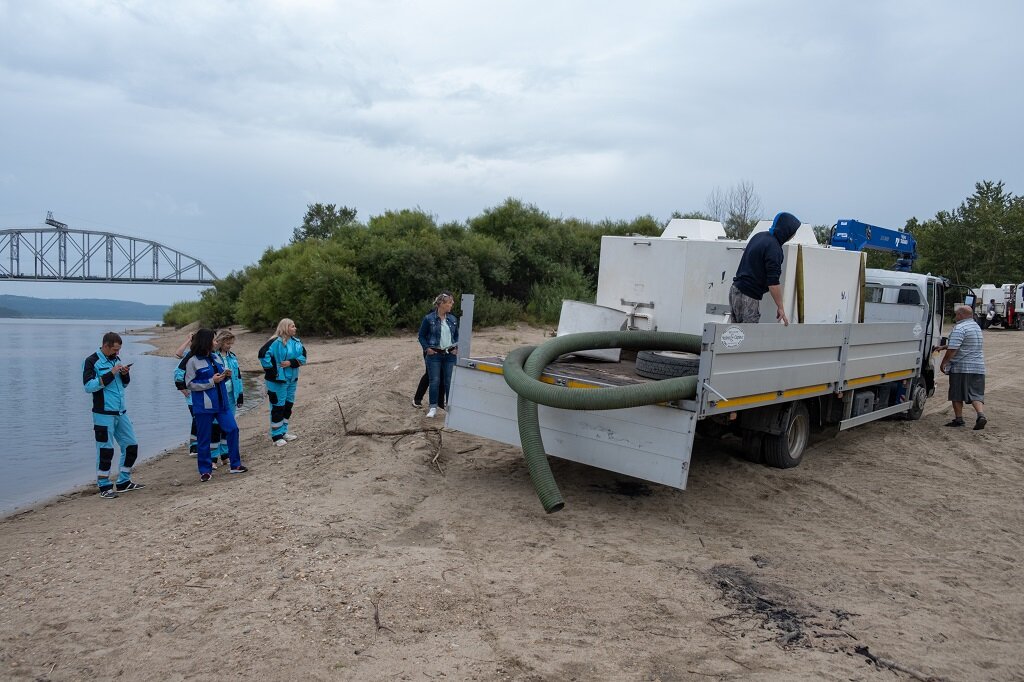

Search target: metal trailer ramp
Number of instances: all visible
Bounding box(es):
[446,360,698,490]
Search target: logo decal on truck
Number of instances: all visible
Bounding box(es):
[721,326,745,349]
[913,323,923,337]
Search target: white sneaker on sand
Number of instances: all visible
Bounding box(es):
[426,407,437,418]
[283,433,298,441]
[274,439,288,447]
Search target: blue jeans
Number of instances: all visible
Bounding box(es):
[425,353,456,407]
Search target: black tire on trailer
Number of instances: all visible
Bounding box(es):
[635,350,700,380]
[906,385,927,421]
[738,430,764,463]
[980,317,990,329]
[762,402,810,469]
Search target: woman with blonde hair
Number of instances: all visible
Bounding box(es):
[417,292,458,418]
[258,318,306,445]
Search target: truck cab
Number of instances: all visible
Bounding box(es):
[863,269,947,406]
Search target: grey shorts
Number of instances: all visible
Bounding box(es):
[948,373,985,403]
[729,284,761,323]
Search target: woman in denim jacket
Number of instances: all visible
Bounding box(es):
[417,292,459,418]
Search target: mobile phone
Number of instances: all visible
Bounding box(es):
[124,363,134,368]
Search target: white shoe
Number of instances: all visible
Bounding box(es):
[274,439,288,447]
[283,433,298,441]
[426,407,437,418]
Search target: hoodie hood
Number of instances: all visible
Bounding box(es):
[769,211,801,244]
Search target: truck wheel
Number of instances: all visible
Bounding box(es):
[635,350,700,380]
[1018,317,1024,331]
[980,318,990,329]
[762,402,810,469]
[906,385,926,421]
[738,430,764,463]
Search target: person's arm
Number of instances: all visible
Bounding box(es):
[185,357,217,392]
[940,348,958,373]
[174,332,194,359]
[768,284,789,326]
[83,355,114,393]
[418,316,431,353]
[258,338,279,380]
[291,339,307,367]
[940,326,963,373]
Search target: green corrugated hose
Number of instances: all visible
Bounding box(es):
[502,331,702,513]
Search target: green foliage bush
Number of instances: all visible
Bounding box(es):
[472,294,523,328]
[163,300,202,327]
[524,266,595,325]
[164,184,1024,337]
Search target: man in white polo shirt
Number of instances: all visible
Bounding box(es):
[935,304,987,430]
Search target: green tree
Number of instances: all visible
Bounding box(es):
[911,181,1024,286]
[671,210,714,221]
[291,203,359,243]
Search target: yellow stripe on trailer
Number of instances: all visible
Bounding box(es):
[471,362,604,389]
[713,383,830,409]
[845,369,913,387]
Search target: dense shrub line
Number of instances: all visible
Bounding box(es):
[163,198,663,334]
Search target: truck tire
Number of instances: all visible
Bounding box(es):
[762,402,810,469]
[1017,316,1024,331]
[635,350,700,380]
[906,385,926,421]
[980,317,990,329]
[738,430,764,463]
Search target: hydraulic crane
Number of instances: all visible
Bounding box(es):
[829,218,918,271]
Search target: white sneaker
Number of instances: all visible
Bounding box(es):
[426,407,437,418]
[274,439,288,447]
[283,433,298,441]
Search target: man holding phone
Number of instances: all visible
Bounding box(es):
[83,332,146,498]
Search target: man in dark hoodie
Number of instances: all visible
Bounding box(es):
[729,211,802,325]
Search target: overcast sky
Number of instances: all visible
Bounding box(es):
[2,0,1022,306]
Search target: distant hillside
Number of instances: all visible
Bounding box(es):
[0,295,168,320]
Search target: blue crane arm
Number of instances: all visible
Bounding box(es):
[830,219,918,271]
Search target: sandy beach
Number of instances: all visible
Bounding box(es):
[1,323,1021,681]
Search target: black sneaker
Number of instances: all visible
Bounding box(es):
[98,488,118,499]
[200,472,212,482]
[944,418,965,427]
[115,481,146,492]
[974,415,988,430]
[229,465,249,474]
[412,399,422,408]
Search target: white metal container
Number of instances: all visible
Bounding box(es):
[595,235,744,335]
[593,234,864,335]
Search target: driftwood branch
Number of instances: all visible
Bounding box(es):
[854,645,943,682]
[369,597,395,638]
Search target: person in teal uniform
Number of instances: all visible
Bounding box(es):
[258,318,306,446]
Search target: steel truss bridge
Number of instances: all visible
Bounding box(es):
[0,214,218,285]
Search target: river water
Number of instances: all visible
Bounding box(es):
[0,319,193,515]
